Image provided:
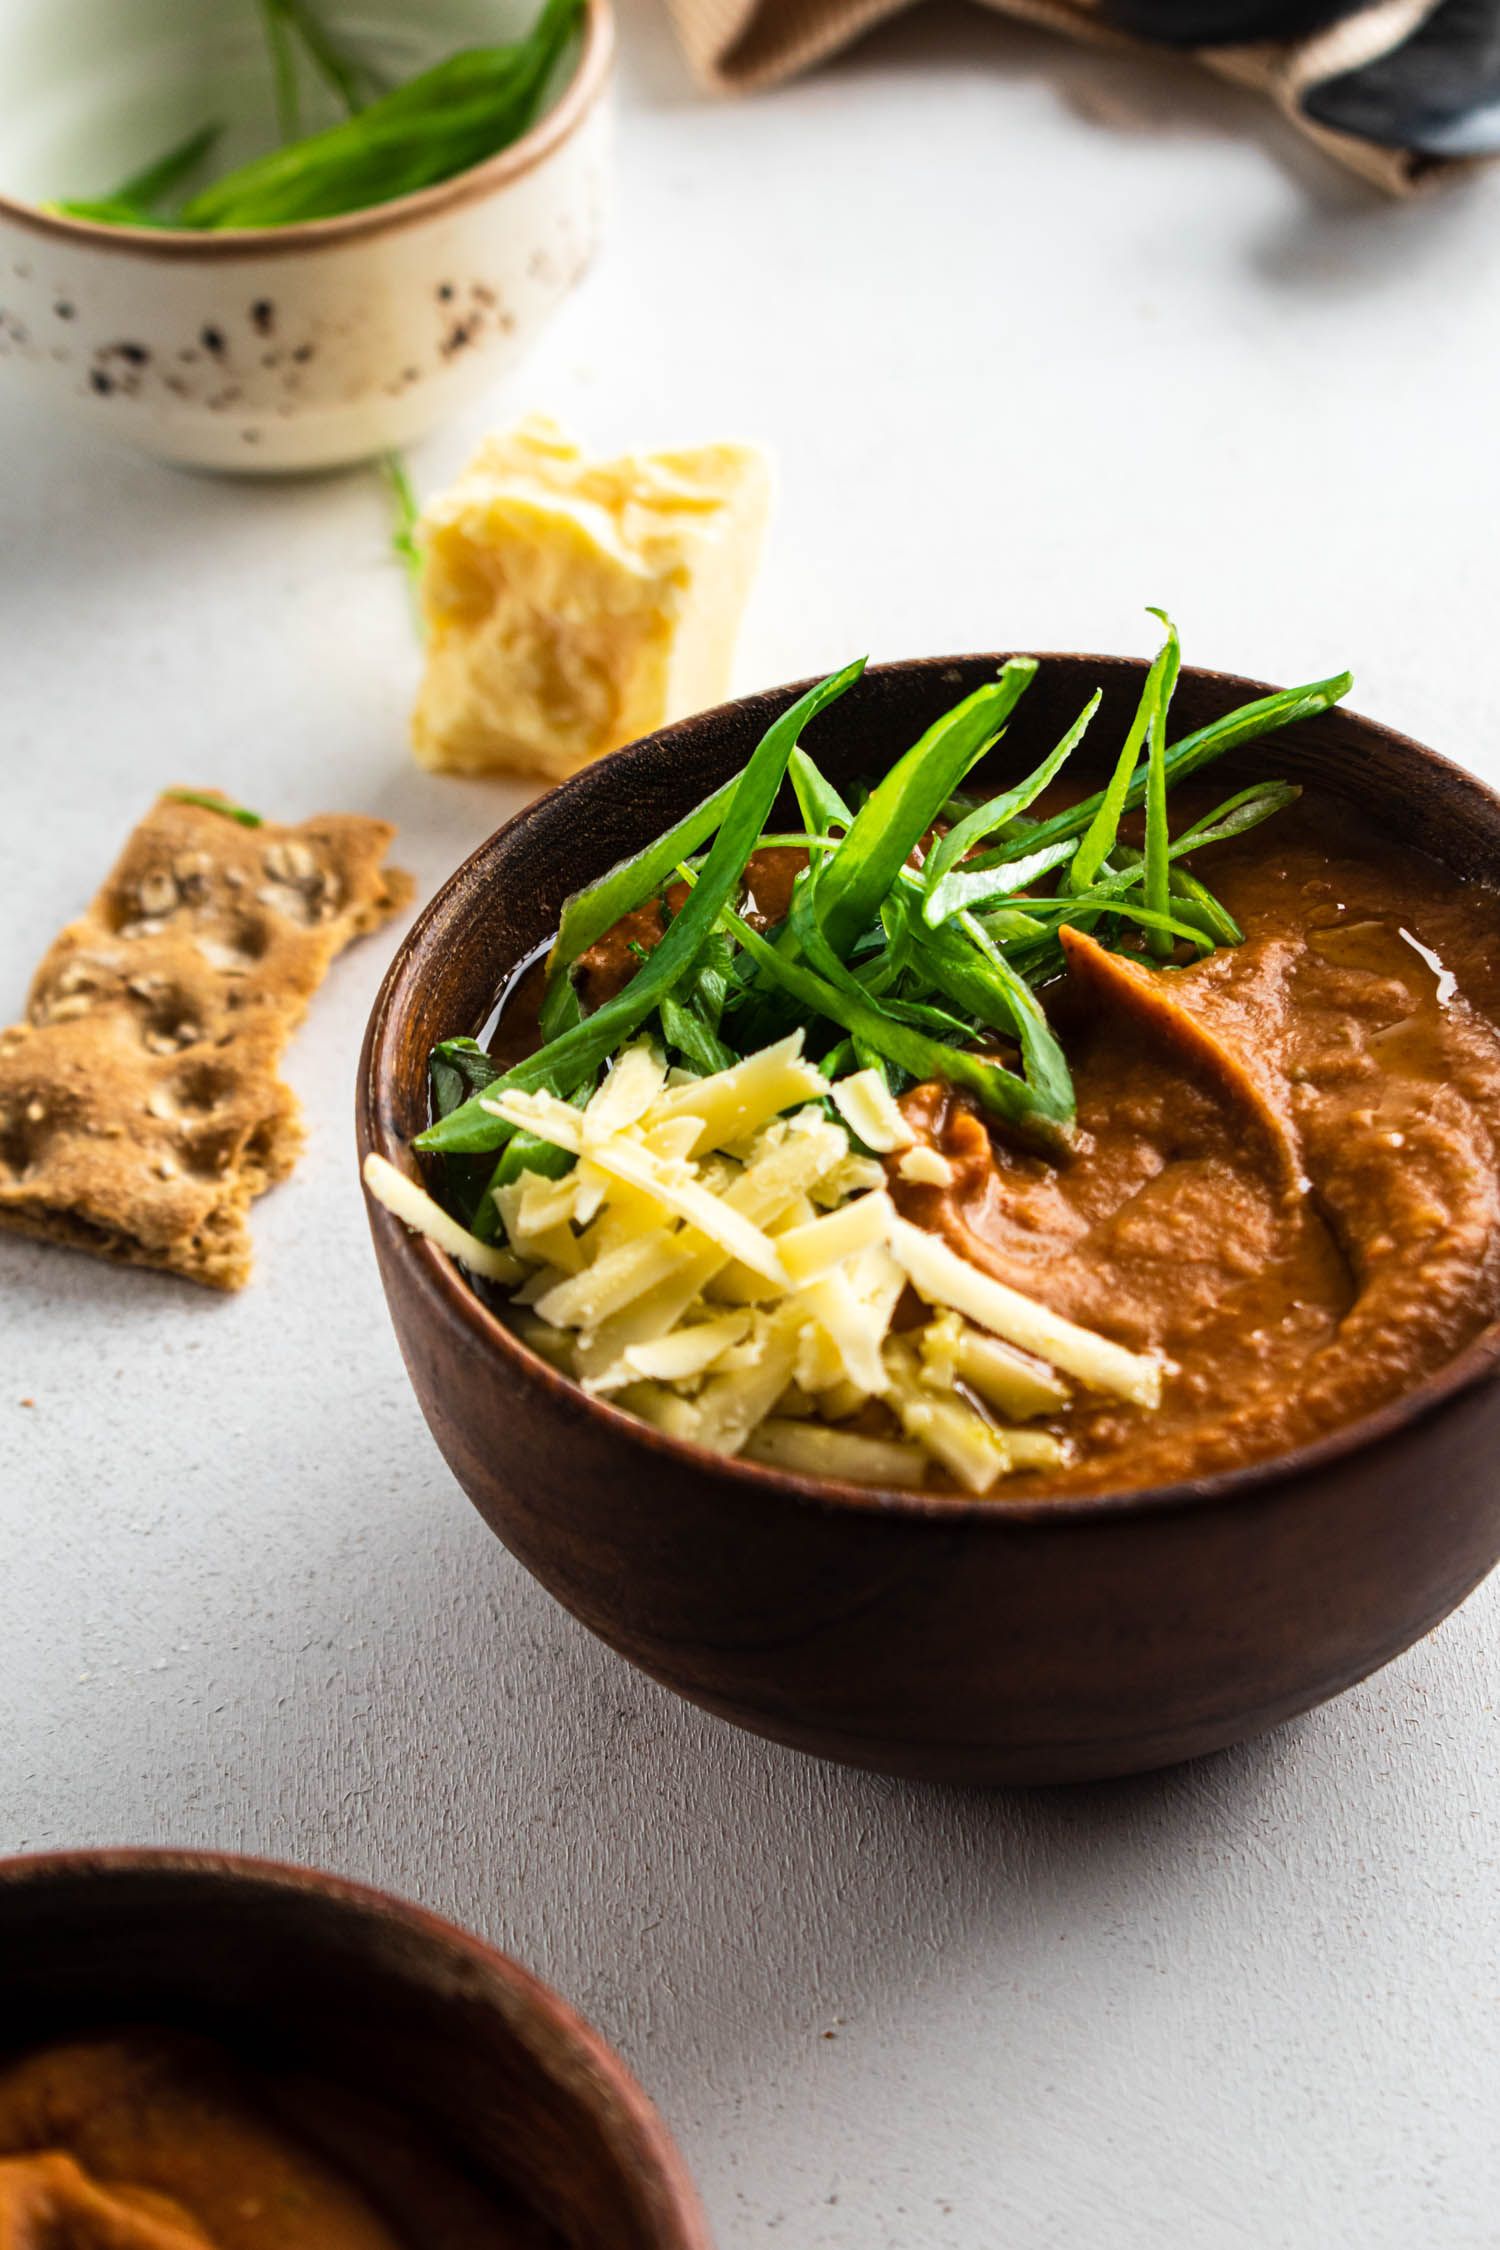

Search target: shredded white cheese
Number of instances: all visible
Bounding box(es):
[648,1032,827,1155]
[888,1218,1163,1408]
[745,1419,927,1487]
[775,1189,894,1284]
[377,1041,1168,1491]
[361,1154,523,1285]
[830,1068,914,1153]
[896,1144,955,1188]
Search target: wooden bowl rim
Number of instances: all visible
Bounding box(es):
[358,650,1500,1532]
[0,1844,711,2250]
[0,0,613,260]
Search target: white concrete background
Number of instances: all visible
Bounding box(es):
[2,6,1498,2244]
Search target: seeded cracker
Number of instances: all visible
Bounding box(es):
[0,793,412,1289]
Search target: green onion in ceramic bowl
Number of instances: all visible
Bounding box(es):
[0,0,613,470]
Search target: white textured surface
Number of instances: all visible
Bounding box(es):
[2,7,1498,2245]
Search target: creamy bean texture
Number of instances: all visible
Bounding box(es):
[890,797,1500,1493]
[476,779,1500,1496]
[0,2032,550,2250]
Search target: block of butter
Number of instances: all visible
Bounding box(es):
[411,417,772,783]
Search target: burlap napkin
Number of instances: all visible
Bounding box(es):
[662,0,1480,192]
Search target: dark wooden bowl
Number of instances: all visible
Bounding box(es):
[0,1849,709,2249]
[357,655,1500,1785]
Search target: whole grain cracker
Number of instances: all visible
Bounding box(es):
[0,792,412,1290]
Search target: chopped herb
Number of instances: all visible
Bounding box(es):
[1070,621,1178,896]
[381,452,423,591]
[1174,779,1302,852]
[980,672,1350,875]
[417,625,1350,1197]
[661,991,738,1076]
[269,0,373,118]
[52,124,223,226]
[52,0,581,232]
[739,894,1069,1148]
[164,789,264,828]
[909,914,1075,1122]
[1140,610,1182,958]
[179,3,583,229]
[788,746,854,835]
[922,688,1100,904]
[260,0,304,139]
[416,660,866,1156]
[813,661,1037,963]
[921,836,1076,926]
[543,776,739,1026]
[1164,868,1242,948]
[426,1038,508,1230]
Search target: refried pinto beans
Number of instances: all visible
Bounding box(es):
[889,794,1500,1493]
[574,846,807,1010]
[403,643,1500,1499]
[0,2031,551,2250]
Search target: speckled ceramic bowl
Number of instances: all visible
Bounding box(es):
[0,0,612,471]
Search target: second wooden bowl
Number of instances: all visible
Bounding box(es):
[358,655,1500,1784]
[0,1848,708,2248]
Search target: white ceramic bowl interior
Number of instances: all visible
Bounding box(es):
[0,0,611,472]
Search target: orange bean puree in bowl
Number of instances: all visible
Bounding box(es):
[0,2029,551,2250]
[889,793,1500,1493]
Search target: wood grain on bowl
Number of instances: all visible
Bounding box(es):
[0,1849,710,2250]
[357,656,1500,1784]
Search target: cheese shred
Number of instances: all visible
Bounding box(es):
[372,1039,1166,1493]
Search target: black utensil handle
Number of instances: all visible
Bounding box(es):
[1301,0,1500,155]
[1100,1,1364,44]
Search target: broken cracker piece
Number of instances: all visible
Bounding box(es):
[0,791,412,1290]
